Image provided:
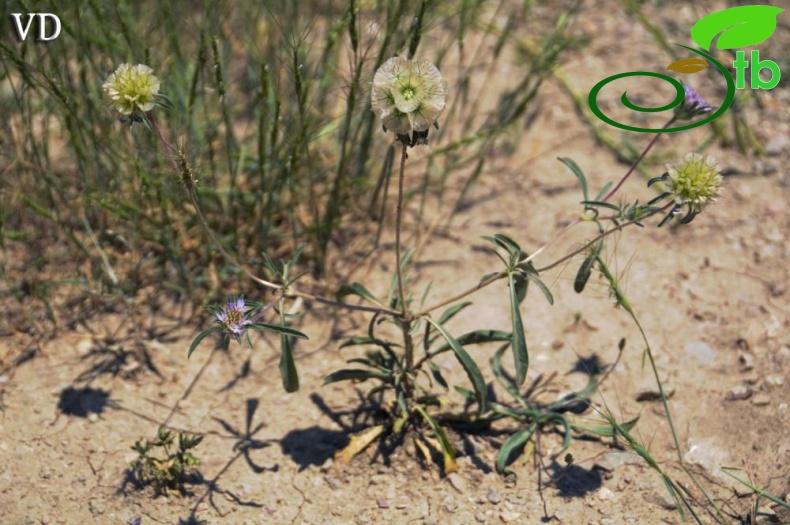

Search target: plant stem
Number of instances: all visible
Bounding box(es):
[395,143,408,313]
[601,116,676,203]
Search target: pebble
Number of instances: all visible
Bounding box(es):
[765,133,789,155]
[377,498,390,509]
[597,487,615,501]
[684,341,716,365]
[765,374,785,387]
[88,498,105,516]
[487,489,502,504]
[684,439,728,477]
[447,472,466,493]
[443,495,459,513]
[594,452,646,471]
[738,352,754,371]
[726,385,752,401]
[499,510,521,522]
[751,395,771,406]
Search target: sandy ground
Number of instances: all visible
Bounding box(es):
[1,1,789,524]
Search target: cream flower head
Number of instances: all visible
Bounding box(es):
[371,56,446,146]
[102,63,161,116]
[665,152,722,211]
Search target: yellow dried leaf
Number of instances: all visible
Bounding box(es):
[334,425,385,464]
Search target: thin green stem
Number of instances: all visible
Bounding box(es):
[395,143,408,313]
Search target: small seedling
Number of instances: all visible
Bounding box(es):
[128,426,203,496]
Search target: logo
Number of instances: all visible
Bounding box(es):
[9,13,62,42]
[589,5,783,133]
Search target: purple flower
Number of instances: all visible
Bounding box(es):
[215,296,251,336]
[674,84,713,120]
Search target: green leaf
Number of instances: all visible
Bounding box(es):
[574,252,596,293]
[691,5,783,51]
[581,200,621,212]
[187,326,222,359]
[491,343,526,407]
[428,361,449,389]
[572,416,639,438]
[279,334,299,392]
[249,322,308,339]
[479,271,499,285]
[495,422,537,475]
[508,272,529,386]
[513,271,528,305]
[526,273,554,305]
[339,336,398,349]
[426,318,487,412]
[323,368,392,385]
[438,301,474,325]
[430,329,512,357]
[594,181,613,201]
[558,157,588,201]
[414,405,457,473]
[336,282,384,306]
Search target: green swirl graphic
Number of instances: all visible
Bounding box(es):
[588,44,735,133]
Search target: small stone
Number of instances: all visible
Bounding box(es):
[447,472,466,493]
[443,495,459,513]
[377,498,390,509]
[597,487,615,501]
[685,342,716,365]
[594,452,646,472]
[684,439,729,477]
[324,476,342,490]
[487,489,502,504]
[88,499,105,516]
[738,353,754,371]
[726,385,752,401]
[765,374,785,387]
[765,133,789,156]
[499,510,522,522]
[475,510,487,523]
[751,395,771,406]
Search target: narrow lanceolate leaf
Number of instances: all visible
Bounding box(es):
[336,282,383,306]
[414,405,457,473]
[426,318,487,412]
[279,334,299,392]
[558,157,588,201]
[491,343,526,407]
[508,272,528,387]
[526,273,554,305]
[323,368,392,385]
[249,322,308,339]
[187,326,222,359]
[437,301,474,325]
[495,422,537,475]
[572,416,639,438]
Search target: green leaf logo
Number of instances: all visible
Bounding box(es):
[691,5,783,51]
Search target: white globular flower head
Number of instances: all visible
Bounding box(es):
[665,152,722,212]
[102,63,161,116]
[371,56,446,146]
